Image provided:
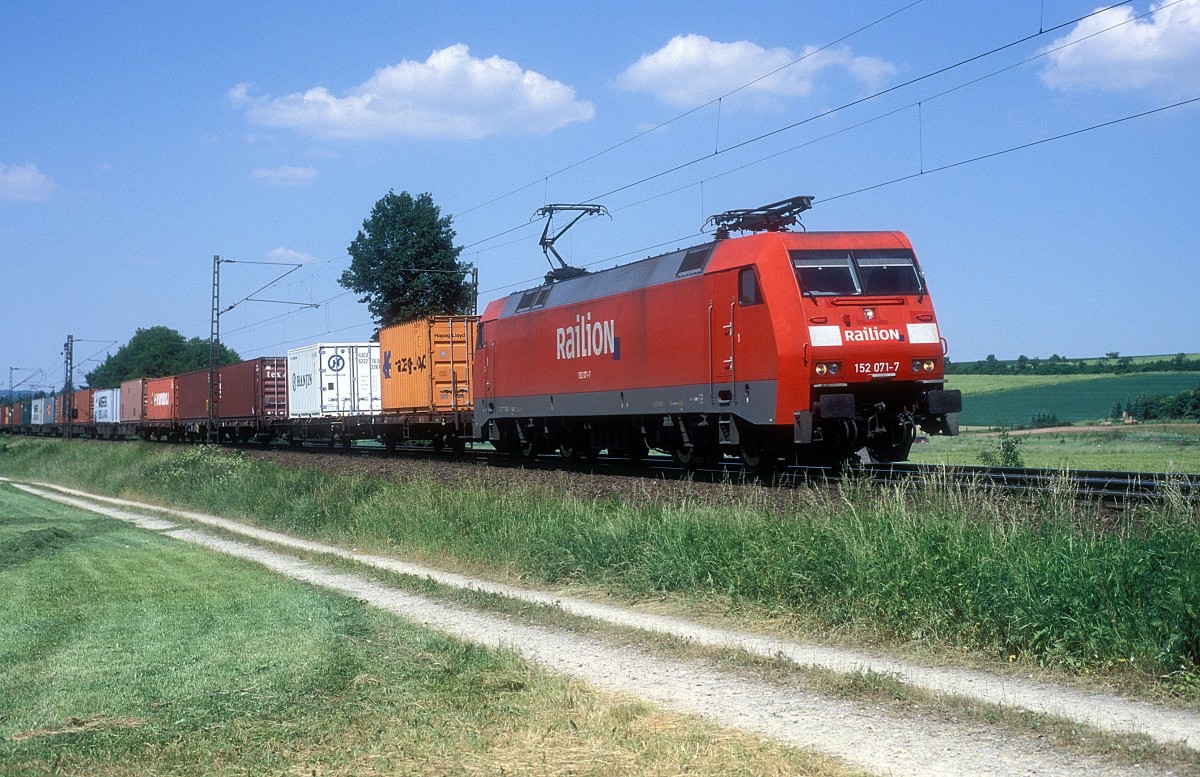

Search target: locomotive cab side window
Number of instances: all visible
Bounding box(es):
[475,322,485,349]
[738,267,763,306]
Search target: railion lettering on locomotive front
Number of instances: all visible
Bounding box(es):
[843,326,904,343]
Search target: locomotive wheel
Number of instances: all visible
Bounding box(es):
[739,440,778,475]
[866,420,916,463]
[518,438,541,460]
[673,444,717,469]
[672,444,696,467]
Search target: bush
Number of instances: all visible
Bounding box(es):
[979,431,1024,467]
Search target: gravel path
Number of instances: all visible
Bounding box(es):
[12,479,1199,776]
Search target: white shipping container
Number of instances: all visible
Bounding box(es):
[31,397,46,425]
[94,388,120,423]
[287,343,381,417]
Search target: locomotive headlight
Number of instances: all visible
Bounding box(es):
[815,362,842,376]
[912,359,936,373]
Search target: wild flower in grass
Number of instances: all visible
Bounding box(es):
[147,446,251,489]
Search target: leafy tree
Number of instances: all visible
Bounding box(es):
[85,326,239,388]
[339,190,473,329]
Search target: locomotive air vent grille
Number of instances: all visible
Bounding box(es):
[676,245,714,277]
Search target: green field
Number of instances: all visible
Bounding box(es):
[909,424,1200,472]
[948,372,1200,427]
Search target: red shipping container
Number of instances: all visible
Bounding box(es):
[144,377,179,421]
[177,369,211,421]
[218,357,287,419]
[120,379,145,422]
[67,388,95,424]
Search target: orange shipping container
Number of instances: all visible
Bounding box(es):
[379,316,477,414]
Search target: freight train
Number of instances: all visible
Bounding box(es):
[0,196,961,469]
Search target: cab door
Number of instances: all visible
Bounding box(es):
[705,270,737,406]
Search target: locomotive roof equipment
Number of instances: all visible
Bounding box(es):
[533,203,610,284]
[705,194,814,239]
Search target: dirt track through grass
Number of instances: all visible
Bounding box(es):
[12,479,1199,777]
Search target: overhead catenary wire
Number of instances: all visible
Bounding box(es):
[463,1,1135,253]
[456,0,929,221]
[588,0,1184,222]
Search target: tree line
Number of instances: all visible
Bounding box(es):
[1112,383,1200,422]
[947,352,1200,376]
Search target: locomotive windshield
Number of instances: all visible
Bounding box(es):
[790,248,923,296]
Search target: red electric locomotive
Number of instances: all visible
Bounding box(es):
[473,196,960,468]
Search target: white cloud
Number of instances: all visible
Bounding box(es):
[0,162,56,202]
[251,165,318,185]
[1039,0,1200,97]
[267,246,319,264]
[229,44,595,140]
[614,34,895,108]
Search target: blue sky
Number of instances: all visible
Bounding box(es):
[2,1,1198,391]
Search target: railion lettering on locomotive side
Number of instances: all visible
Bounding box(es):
[555,312,619,361]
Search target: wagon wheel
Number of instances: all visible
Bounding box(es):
[432,433,446,453]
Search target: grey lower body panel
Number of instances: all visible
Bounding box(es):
[477,380,780,427]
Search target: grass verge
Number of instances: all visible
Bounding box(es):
[2,437,1199,695]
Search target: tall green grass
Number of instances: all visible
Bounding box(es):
[2,438,1198,683]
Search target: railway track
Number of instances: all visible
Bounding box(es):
[862,463,1200,502]
[232,437,1200,504]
